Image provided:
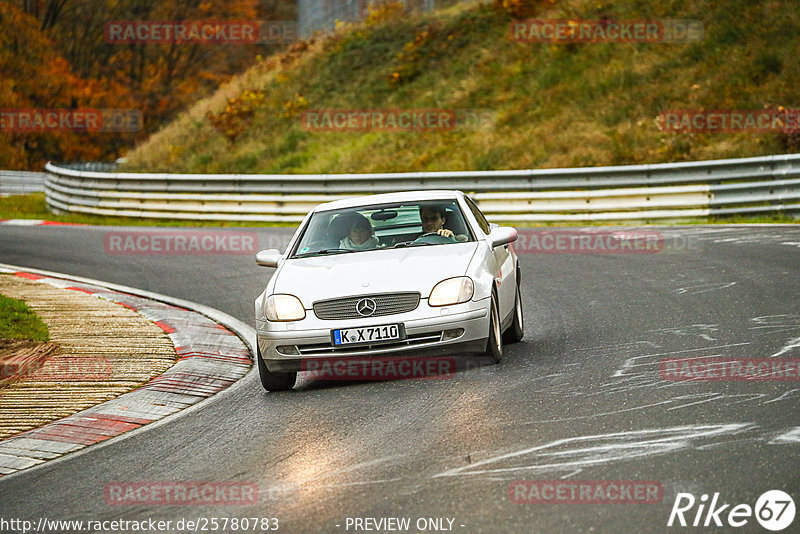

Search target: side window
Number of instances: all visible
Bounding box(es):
[465,196,491,235]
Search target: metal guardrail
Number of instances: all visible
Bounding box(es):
[44,154,800,222]
[0,170,47,196]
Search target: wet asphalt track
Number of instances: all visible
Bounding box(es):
[0,224,799,534]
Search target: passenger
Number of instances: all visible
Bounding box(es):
[339,213,380,250]
[419,204,468,242]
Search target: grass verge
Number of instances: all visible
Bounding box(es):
[0,286,49,342]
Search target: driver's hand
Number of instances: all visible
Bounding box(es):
[437,229,454,238]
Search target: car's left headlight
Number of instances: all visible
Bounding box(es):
[429,277,474,306]
[265,294,306,321]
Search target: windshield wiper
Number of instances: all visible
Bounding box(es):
[295,248,353,257]
[393,241,434,248]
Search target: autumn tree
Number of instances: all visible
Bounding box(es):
[1,0,298,169]
[0,2,137,168]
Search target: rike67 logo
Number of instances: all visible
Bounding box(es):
[668,490,795,531]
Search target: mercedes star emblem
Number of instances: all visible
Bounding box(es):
[355,298,377,317]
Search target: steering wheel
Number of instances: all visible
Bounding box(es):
[413,232,456,244]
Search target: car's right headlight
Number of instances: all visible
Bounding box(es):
[265,294,306,321]
[429,277,474,306]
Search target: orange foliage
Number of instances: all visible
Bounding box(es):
[2,0,296,170]
[493,0,556,19]
[0,2,135,169]
[206,90,267,142]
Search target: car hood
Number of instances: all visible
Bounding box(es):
[274,242,478,305]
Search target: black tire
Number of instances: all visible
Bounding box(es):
[503,277,524,344]
[485,291,503,363]
[257,346,296,392]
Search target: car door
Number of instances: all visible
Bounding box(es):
[464,196,516,320]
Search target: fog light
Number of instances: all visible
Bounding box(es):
[442,328,464,341]
[276,345,300,355]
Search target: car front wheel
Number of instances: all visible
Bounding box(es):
[257,345,297,392]
[503,280,524,344]
[485,291,503,363]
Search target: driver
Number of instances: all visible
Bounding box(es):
[419,204,468,242]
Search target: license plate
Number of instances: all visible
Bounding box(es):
[332,323,404,346]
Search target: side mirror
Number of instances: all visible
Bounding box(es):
[255,249,282,268]
[489,226,518,248]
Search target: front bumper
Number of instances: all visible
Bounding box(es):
[256,300,490,373]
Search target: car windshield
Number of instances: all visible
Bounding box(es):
[291,199,474,258]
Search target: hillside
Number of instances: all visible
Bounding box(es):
[121,0,800,174]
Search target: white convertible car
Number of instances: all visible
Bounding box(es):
[254,190,523,391]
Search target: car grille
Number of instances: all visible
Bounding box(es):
[313,292,420,320]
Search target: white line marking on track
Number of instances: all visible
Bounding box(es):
[432,424,755,478]
[673,281,736,295]
[611,343,750,377]
[770,427,800,444]
[770,336,800,358]
[647,324,719,342]
[765,389,800,404]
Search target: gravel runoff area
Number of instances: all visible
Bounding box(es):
[0,268,252,477]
